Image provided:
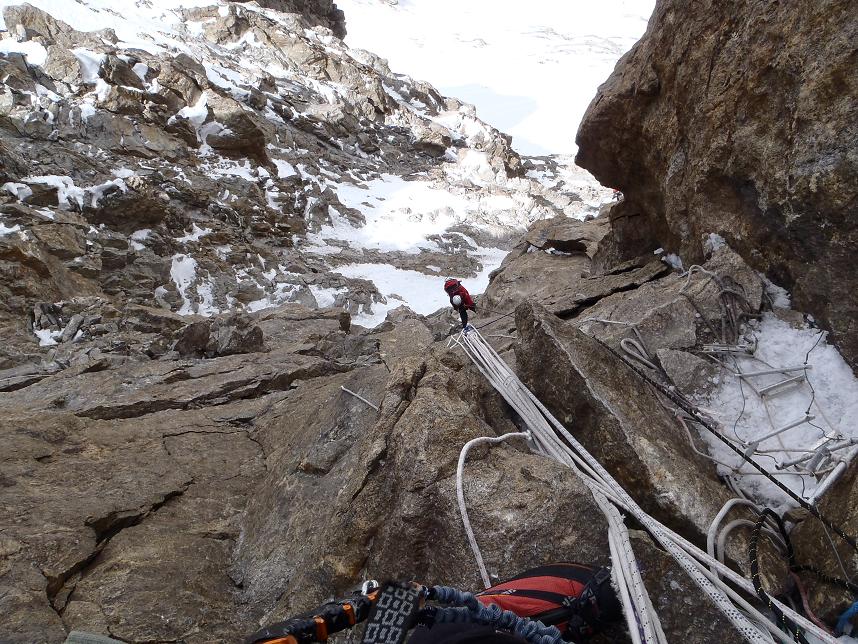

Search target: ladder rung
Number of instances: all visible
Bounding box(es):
[738,365,811,378]
[758,374,806,396]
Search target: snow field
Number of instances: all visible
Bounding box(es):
[337,0,655,155]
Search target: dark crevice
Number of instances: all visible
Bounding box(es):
[86,485,192,545]
[555,264,673,321]
[72,362,350,421]
[44,481,195,618]
[162,428,244,439]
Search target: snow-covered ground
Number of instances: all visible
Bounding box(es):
[338,0,655,155]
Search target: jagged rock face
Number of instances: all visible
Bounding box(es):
[234,0,347,38]
[575,0,858,369]
[1,266,756,643]
[514,300,732,540]
[0,302,372,642]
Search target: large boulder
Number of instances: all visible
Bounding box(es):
[576,0,858,369]
[514,300,732,540]
[2,4,117,48]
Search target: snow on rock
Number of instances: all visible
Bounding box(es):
[338,0,655,155]
[72,47,105,83]
[0,38,48,65]
[176,223,212,243]
[130,228,151,251]
[33,327,61,346]
[0,221,22,237]
[2,182,33,201]
[0,0,627,332]
[170,253,199,315]
[22,175,86,209]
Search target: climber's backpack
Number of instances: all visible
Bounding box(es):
[475,563,621,642]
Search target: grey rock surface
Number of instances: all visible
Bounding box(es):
[576,0,858,369]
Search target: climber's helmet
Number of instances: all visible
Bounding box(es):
[452,294,463,306]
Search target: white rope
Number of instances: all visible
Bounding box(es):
[456,431,530,589]
[707,498,761,575]
[451,327,838,644]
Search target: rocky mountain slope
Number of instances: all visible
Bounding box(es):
[3,1,858,643]
[0,0,605,368]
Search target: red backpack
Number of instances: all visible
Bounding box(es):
[475,564,620,642]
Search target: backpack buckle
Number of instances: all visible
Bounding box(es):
[591,567,611,587]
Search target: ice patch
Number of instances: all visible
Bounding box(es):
[696,313,858,509]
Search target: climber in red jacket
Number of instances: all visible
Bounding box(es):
[444,278,476,330]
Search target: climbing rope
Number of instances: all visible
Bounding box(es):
[748,510,809,643]
[457,431,531,589]
[449,327,838,644]
[585,325,858,555]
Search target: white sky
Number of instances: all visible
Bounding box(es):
[338,0,656,155]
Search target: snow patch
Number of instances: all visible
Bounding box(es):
[273,158,297,178]
[0,221,22,237]
[763,276,792,309]
[23,175,85,210]
[34,328,61,346]
[704,232,727,253]
[0,38,48,65]
[176,223,212,243]
[697,314,858,509]
[170,253,198,316]
[309,284,347,309]
[662,253,683,271]
[72,48,105,83]
[2,182,33,201]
